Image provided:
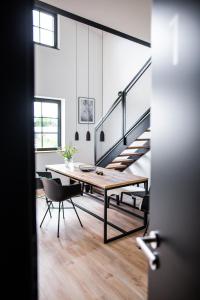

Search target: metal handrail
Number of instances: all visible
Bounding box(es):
[95,108,150,165]
[95,57,152,131]
[124,57,152,93]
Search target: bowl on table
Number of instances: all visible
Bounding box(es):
[79,164,96,172]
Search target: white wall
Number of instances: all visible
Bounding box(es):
[103,33,150,113]
[35,152,70,184]
[42,0,151,42]
[126,152,151,184]
[35,12,151,170]
[35,16,103,169]
[35,5,151,176]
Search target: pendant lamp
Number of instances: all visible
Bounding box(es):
[100,30,105,142]
[74,22,79,140]
[86,130,91,141]
[86,26,91,141]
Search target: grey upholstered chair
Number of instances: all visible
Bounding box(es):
[40,177,83,237]
[36,171,54,217]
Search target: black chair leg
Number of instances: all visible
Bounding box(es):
[90,185,93,194]
[81,183,84,195]
[70,198,83,227]
[40,202,51,228]
[57,202,61,238]
[132,196,136,208]
[45,197,52,218]
[116,195,120,205]
[62,201,65,219]
[120,192,124,204]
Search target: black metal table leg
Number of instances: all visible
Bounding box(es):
[144,180,148,194]
[90,185,93,194]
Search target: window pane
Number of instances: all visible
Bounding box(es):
[33,10,39,27]
[35,134,42,149]
[42,118,58,133]
[34,102,41,117]
[42,102,58,117]
[34,118,42,133]
[33,26,40,43]
[40,12,54,31]
[43,134,58,148]
[40,28,54,46]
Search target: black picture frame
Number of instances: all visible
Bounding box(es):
[78,97,95,124]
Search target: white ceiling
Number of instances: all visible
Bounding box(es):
[42,0,151,43]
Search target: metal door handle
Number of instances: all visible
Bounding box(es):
[136,231,160,271]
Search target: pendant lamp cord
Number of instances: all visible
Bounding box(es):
[76,22,78,131]
[88,25,90,131]
[102,30,104,129]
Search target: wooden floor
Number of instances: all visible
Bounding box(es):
[37,194,148,300]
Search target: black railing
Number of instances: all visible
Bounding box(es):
[95,57,152,164]
[96,108,150,166]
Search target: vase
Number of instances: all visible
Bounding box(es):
[64,157,73,168]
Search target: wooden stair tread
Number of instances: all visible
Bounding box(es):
[119,153,144,157]
[111,159,134,164]
[136,138,150,141]
[113,166,126,171]
[127,146,150,149]
[106,164,126,170]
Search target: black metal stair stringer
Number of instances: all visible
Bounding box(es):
[96,108,150,168]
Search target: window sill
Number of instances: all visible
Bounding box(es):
[34,42,60,50]
[35,150,58,154]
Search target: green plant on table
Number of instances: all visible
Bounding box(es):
[57,145,78,160]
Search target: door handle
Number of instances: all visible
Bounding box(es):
[136,230,160,271]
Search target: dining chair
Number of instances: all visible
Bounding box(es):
[36,171,54,213]
[120,184,148,208]
[40,177,83,237]
[131,187,150,236]
[120,186,150,236]
[107,185,150,236]
[139,192,150,236]
[107,184,146,208]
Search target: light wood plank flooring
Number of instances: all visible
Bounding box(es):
[37,194,148,300]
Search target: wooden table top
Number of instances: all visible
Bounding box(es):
[46,164,148,190]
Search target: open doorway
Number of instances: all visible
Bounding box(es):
[3,1,200,299]
[34,1,151,300]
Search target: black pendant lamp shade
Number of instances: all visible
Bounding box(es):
[100,130,105,142]
[86,130,91,141]
[75,131,79,140]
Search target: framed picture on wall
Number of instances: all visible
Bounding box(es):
[78,97,95,124]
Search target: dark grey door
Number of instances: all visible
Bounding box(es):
[148,1,200,299]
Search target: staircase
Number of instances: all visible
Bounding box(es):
[106,128,151,171]
[94,58,151,171]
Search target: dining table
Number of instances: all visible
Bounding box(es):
[45,163,148,243]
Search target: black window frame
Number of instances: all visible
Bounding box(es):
[34,98,61,151]
[33,8,58,49]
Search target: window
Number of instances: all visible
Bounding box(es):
[34,98,61,151]
[32,9,57,48]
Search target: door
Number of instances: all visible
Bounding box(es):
[147,1,200,299]
[1,1,37,299]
